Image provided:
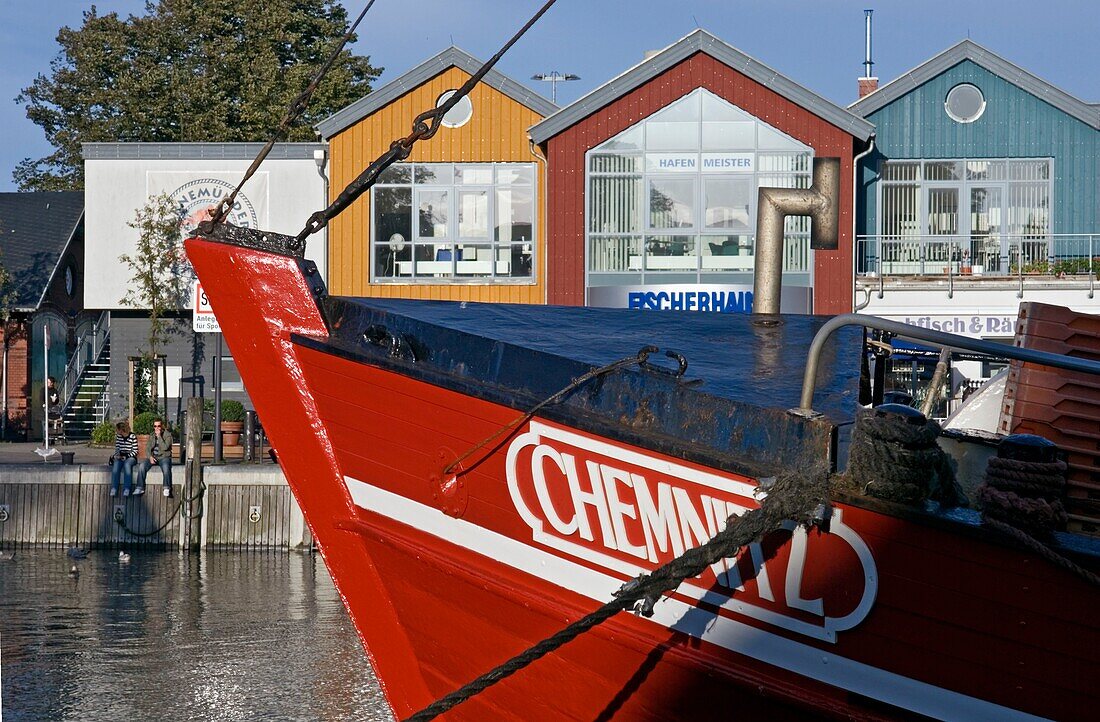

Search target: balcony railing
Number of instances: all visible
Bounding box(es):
[857,234,1099,297]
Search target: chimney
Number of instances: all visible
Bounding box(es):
[858,9,878,98]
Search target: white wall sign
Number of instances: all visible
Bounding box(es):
[84,149,327,310]
[193,281,221,333]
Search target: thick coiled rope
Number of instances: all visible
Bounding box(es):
[847,406,965,507]
[978,456,1067,537]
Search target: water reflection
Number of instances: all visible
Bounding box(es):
[0,549,392,722]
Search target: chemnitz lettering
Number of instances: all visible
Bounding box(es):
[505,421,878,642]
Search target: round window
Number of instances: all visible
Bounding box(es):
[436,90,473,129]
[945,83,986,123]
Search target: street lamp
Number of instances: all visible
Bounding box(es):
[531,71,580,104]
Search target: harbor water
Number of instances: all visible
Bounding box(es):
[0,549,393,721]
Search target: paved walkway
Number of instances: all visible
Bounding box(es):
[0,442,270,466]
[0,442,113,466]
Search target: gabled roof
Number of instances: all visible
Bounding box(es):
[530,29,874,145]
[315,47,559,139]
[849,39,1100,130]
[0,192,84,311]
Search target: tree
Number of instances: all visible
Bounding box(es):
[16,0,381,190]
[120,193,190,416]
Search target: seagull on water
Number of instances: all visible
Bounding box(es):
[118,551,131,563]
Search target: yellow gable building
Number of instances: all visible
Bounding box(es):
[316,48,558,303]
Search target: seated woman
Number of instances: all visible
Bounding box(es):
[109,421,138,497]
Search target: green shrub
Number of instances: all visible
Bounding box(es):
[132,411,158,435]
[91,420,116,446]
[220,399,246,423]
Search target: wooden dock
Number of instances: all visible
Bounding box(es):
[0,464,311,550]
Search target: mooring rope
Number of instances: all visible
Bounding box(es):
[981,516,1100,587]
[115,474,206,539]
[403,467,831,722]
[442,346,660,477]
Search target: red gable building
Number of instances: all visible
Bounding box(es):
[530,30,874,314]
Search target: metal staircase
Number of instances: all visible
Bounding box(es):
[59,312,111,442]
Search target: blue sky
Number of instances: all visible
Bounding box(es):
[1,1,1097,191]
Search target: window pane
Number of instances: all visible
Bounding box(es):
[881,184,919,236]
[497,165,533,185]
[701,91,749,122]
[414,164,452,185]
[455,165,493,184]
[378,164,412,184]
[882,162,919,182]
[701,121,754,150]
[589,154,641,173]
[648,94,699,122]
[417,190,448,239]
[758,153,809,173]
[646,122,698,150]
[649,178,695,229]
[704,178,751,231]
[456,244,494,277]
[496,187,533,242]
[924,161,962,181]
[757,125,802,151]
[458,190,489,238]
[1009,183,1049,236]
[1009,160,1050,181]
[927,188,959,235]
[589,175,641,233]
[507,243,533,278]
[966,160,1005,181]
[375,241,411,278]
[644,235,697,272]
[590,235,642,272]
[597,125,643,151]
[374,187,412,246]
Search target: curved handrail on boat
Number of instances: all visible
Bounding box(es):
[796,313,1100,415]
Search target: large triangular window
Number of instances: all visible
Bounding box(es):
[587,88,812,290]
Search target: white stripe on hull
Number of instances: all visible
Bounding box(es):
[345,476,1048,722]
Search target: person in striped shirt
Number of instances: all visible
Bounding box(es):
[109,421,138,497]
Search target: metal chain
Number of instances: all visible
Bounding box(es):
[293,0,559,246]
[203,0,378,229]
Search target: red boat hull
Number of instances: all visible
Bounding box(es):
[187,237,1098,721]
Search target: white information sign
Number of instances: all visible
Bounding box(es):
[193,281,221,333]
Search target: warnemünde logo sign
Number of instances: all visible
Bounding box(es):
[171,178,259,232]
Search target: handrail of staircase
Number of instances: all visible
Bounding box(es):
[94,388,111,427]
[61,310,111,411]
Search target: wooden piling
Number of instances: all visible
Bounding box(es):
[184,397,203,551]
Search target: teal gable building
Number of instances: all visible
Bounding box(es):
[850,40,1099,277]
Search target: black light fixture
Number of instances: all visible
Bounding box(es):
[531,71,580,104]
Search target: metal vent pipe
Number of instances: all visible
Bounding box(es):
[752,157,840,315]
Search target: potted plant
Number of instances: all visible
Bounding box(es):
[220,400,246,447]
[132,411,157,460]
